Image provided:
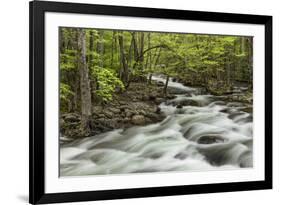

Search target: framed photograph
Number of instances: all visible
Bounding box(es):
[29,0,272,204]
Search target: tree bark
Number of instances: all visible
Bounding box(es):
[139,33,145,68]
[77,28,92,135]
[164,75,170,95]
[97,30,104,68]
[118,32,129,85]
[132,32,139,62]
[248,37,253,84]
[110,31,115,68]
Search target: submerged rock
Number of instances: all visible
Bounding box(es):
[197,135,226,144]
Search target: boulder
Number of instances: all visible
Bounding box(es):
[132,115,146,125]
[166,94,176,100]
[179,99,200,107]
[197,135,226,144]
[176,104,183,109]
[155,107,161,114]
[155,98,165,104]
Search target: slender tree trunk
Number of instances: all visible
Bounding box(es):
[59,29,65,54]
[148,74,153,84]
[77,28,92,135]
[154,48,162,69]
[226,58,231,86]
[164,75,170,95]
[139,33,145,69]
[88,30,98,101]
[241,37,247,80]
[128,37,134,68]
[110,31,115,68]
[248,37,253,84]
[97,30,104,68]
[132,32,139,62]
[118,32,129,85]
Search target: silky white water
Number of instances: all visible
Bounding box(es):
[60,76,253,176]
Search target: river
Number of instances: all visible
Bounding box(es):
[60,75,253,176]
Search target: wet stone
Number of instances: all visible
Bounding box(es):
[197,135,226,144]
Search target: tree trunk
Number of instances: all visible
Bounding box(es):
[145,33,151,68]
[110,31,115,68]
[139,33,145,68]
[226,59,231,86]
[164,75,170,95]
[248,37,253,84]
[148,74,153,84]
[118,32,129,85]
[77,28,92,135]
[154,48,162,69]
[88,30,98,101]
[132,32,139,62]
[88,30,94,69]
[97,30,104,68]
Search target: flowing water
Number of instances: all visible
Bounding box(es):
[60,76,253,176]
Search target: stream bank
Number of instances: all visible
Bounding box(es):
[60,81,176,139]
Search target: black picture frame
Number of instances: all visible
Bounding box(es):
[29,1,272,204]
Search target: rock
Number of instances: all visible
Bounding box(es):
[209,101,226,107]
[240,106,253,113]
[174,152,188,160]
[61,113,80,122]
[125,109,134,118]
[142,95,149,101]
[146,112,165,122]
[155,107,161,114]
[119,101,128,106]
[167,87,187,94]
[138,110,147,116]
[180,99,199,107]
[149,95,157,101]
[197,135,226,144]
[176,104,183,109]
[59,118,65,125]
[92,106,104,114]
[108,107,120,114]
[240,87,249,91]
[95,113,105,118]
[227,102,244,107]
[155,98,165,104]
[131,115,146,125]
[104,110,114,118]
[185,93,192,97]
[166,94,176,100]
[120,105,129,111]
[228,112,245,120]
[156,81,164,87]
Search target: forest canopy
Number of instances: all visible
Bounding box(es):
[59,27,253,136]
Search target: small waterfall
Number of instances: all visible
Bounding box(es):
[60,75,253,176]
